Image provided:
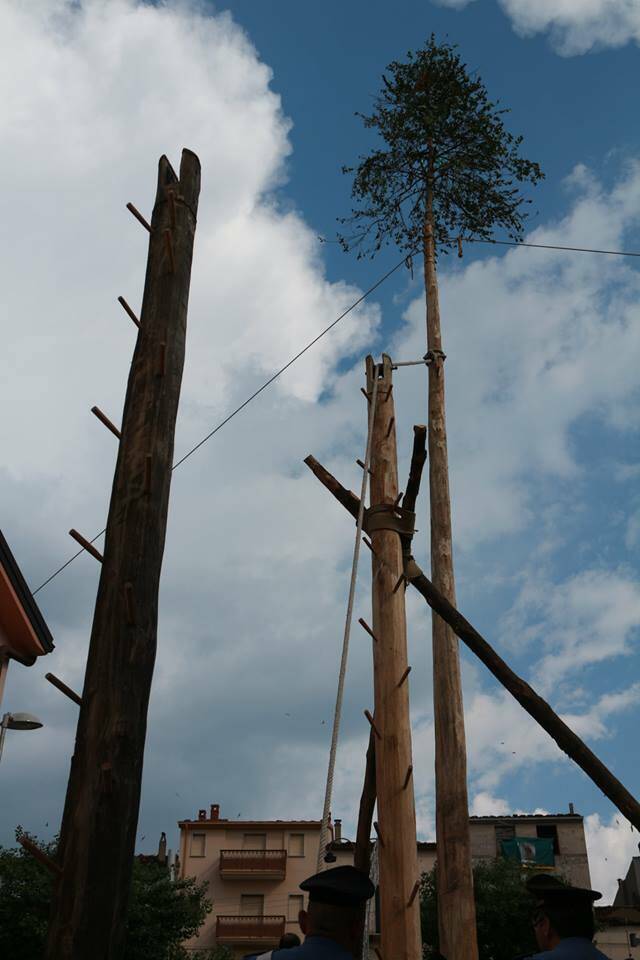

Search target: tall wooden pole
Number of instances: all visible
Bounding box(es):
[45,149,201,960]
[367,354,422,960]
[424,207,478,960]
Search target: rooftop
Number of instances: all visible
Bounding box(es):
[0,528,54,665]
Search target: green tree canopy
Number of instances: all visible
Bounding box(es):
[0,830,213,960]
[338,35,544,258]
[420,858,538,960]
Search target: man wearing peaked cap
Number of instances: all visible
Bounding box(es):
[525,874,611,960]
[265,865,375,960]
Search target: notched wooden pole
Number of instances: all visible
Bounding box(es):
[46,149,201,960]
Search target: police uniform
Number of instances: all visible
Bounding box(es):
[525,875,610,960]
[268,865,375,960]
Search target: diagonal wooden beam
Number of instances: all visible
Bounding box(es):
[304,451,640,832]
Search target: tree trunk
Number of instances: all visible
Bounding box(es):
[424,202,479,960]
[367,354,422,960]
[45,149,201,960]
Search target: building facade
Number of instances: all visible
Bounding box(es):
[179,804,323,956]
[179,805,592,956]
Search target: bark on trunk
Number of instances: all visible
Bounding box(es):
[424,197,479,960]
[45,149,200,960]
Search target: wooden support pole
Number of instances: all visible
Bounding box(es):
[45,672,82,707]
[68,529,103,564]
[91,406,121,439]
[366,353,422,960]
[19,836,62,876]
[303,452,640,832]
[46,149,201,960]
[117,296,140,328]
[423,215,477,960]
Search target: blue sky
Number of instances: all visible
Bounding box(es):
[0,0,639,903]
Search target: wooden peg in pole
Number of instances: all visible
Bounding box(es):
[392,574,406,594]
[126,202,151,233]
[68,529,103,563]
[358,618,379,643]
[385,417,395,439]
[356,458,374,477]
[374,949,383,960]
[45,673,82,707]
[373,821,385,846]
[361,387,371,404]
[18,836,62,876]
[407,880,420,908]
[117,296,140,328]
[91,406,122,439]
[397,665,412,687]
[364,709,382,740]
[402,765,414,790]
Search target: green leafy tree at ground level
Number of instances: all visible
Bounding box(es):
[0,830,213,960]
[420,858,538,960]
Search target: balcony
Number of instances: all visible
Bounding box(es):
[216,915,286,946]
[219,849,287,880]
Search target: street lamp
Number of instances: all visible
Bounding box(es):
[0,711,43,764]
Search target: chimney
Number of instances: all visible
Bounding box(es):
[569,803,575,815]
[158,832,167,864]
[334,819,342,842]
[210,803,220,821]
[198,809,207,821]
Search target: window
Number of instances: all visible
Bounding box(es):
[288,833,305,857]
[288,895,304,921]
[241,894,264,916]
[243,833,266,850]
[536,823,560,854]
[190,833,205,857]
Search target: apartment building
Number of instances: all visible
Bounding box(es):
[178,804,590,956]
[178,804,324,956]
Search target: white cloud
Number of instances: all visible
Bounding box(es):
[499,0,640,54]
[499,568,640,686]
[585,812,640,902]
[470,791,511,816]
[430,0,640,53]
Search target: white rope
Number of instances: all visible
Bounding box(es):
[316,369,380,871]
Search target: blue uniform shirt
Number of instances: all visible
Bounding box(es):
[528,937,611,960]
[271,934,354,960]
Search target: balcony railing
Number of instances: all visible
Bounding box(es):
[216,915,286,945]
[219,849,287,879]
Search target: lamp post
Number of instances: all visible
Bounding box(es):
[0,711,43,764]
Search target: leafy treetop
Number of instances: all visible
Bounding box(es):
[338,36,544,258]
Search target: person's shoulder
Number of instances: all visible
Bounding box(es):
[272,939,351,959]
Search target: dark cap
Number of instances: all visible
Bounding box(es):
[300,865,375,907]
[526,874,602,906]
